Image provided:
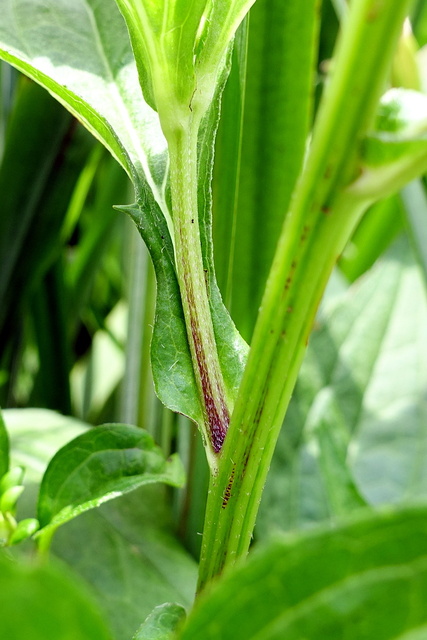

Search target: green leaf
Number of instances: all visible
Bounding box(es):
[53,487,197,640]
[115,0,256,132]
[8,518,39,545]
[114,0,208,115]
[351,89,427,201]
[339,195,404,282]
[37,424,185,536]
[4,409,87,484]
[0,552,111,640]
[219,0,319,340]
[0,410,9,479]
[182,505,427,639]
[0,0,167,192]
[401,178,427,284]
[132,603,186,640]
[258,237,427,533]
[123,202,206,428]
[6,412,196,640]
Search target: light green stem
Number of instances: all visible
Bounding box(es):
[197,0,413,591]
[168,121,230,471]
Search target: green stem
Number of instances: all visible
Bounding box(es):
[197,0,412,591]
[168,121,230,472]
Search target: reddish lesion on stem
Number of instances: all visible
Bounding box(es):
[189,312,229,452]
[184,269,229,453]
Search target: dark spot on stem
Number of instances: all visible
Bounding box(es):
[300,225,310,242]
[222,465,236,509]
[324,165,333,179]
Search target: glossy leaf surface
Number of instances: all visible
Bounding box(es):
[0,0,167,192]
[37,424,185,534]
[132,603,186,640]
[4,409,87,483]
[182,506,427,639]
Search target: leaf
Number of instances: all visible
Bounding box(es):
[123,201,206,427]
[351,89,427,201]
[115,0,256,128]
[37,424,185,535]
[0,551,111,640]
[0,79,74,354]
[218,0,319,341]
[4,408,87,484]
[401,178,427,285]
[181,506,427,639]
[114,0,208,113]
[6,411,196,640]
[0,410,9,479]
[53,487,197,640]
[0,0,167,193]
[132,603,186,640]
[339,195,404,282]
[258,237,427,534]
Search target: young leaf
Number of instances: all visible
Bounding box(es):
[0,410,9,479]
[0,552,111,640]
[36,424,185,538]
[181,505,427,639]
[351,88,427,201]
[114,0,256,132]
[132,603,186,640]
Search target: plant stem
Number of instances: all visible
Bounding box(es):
[168,121,230,472]
[197,0,413,591]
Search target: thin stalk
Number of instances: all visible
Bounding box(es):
[168,121,230,471]
[120,223,148,426]
[197,0,413,591]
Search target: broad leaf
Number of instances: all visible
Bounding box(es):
[0,551,111,640]
[181,505,427,639]
[132,603,186,640]
[53,487,197,640]
[258,237,427,534]
[37,424,185,536]
[0,0,167,192]
[5,411,196,640]
[4,408,87,484]
[0,410,8,479]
